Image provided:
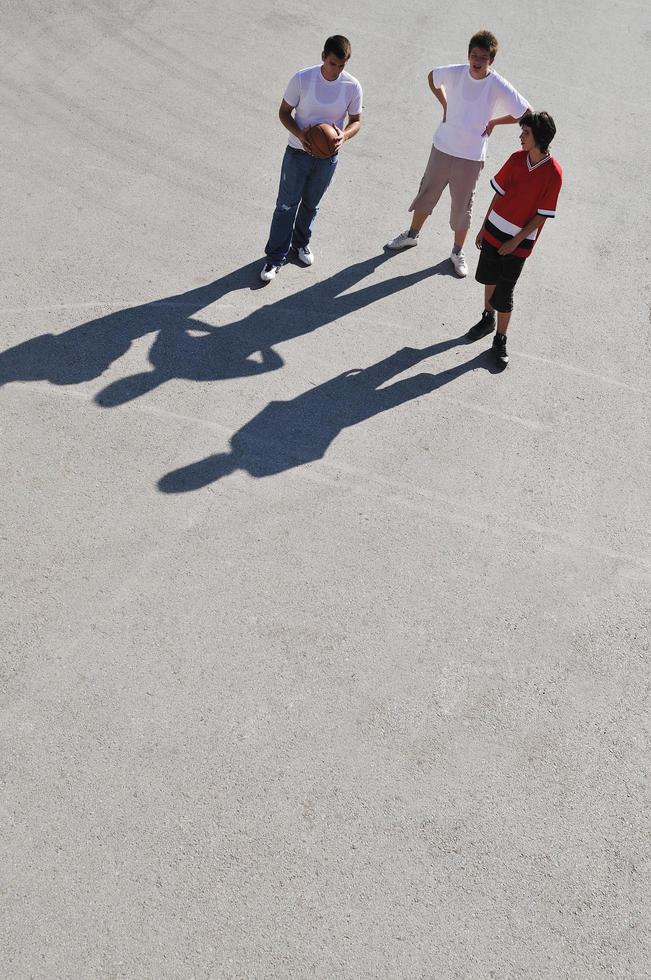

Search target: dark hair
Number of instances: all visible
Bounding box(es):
[520,110,557,153]
[323,35,352,60]
[468,30,498,60]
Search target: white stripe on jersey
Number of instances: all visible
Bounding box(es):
[488,209,538,241]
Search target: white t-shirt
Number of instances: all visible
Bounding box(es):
[431,64,529,162]
[283,65,363,151]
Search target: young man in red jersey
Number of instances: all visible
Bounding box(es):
[467,111,562,365]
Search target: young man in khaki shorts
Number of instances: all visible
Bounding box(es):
[386,31,529,277]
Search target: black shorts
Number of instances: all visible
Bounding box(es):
[475,240,526,313]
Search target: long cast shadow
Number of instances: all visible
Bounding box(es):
[0,255,455,406]
[158,339,502,493]
[0,260,263,388]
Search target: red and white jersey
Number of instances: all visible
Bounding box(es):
[483,150,563,259]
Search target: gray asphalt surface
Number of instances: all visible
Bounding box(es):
[2,1,649,977]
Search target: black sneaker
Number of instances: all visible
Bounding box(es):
[466,309,496,341]
[492,332,509,365]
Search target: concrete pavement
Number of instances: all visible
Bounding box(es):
[1,2,649,976]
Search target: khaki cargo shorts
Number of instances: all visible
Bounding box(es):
[410,146,483,231]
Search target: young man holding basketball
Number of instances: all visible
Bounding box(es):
[386,31,529,278]
[260,35,363,282]
[467,111,562,365]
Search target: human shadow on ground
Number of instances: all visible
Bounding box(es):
[0,260,264,389]
[0,254,455,406]
[158,340,503,493]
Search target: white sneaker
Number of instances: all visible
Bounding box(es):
[296,245,314,266]
[450,250,469,277]
[260,262,280,282]
[386,230,419,250]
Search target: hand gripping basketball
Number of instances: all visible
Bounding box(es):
[305,123,340,158]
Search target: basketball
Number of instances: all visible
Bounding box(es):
[306,122,339,158]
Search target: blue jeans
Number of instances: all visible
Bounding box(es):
[265,146,338,265]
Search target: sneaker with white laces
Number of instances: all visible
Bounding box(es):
[450,250,469,277]
[260,262,280,282]
[386,230,419,250]
[296,245,314,266]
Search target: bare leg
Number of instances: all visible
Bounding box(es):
[496,312,511,335]
[454,228,468,250]
[466,287,497,339]
[493,311,511,364]
[409,210,429,233]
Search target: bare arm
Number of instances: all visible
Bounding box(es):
[475,192,501,248]
[475,194,548,254]
[332,112,362,150]
[280,99,361,154]
[428,71,447,120]
[497,214,547,255]
[278,99,312,152]
[483,110,529,137]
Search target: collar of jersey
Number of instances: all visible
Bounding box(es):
[526,153,551,172]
